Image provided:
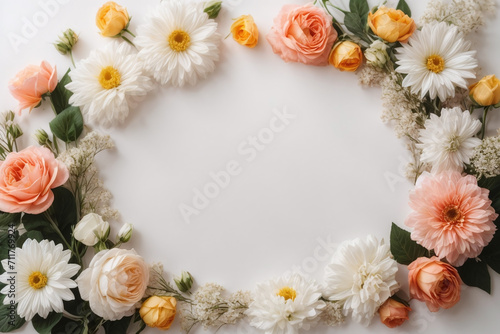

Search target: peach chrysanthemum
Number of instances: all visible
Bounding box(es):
[405,171,497,266]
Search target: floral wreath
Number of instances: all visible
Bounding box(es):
[0,0,499,333]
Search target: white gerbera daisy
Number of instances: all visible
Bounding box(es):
[324,235,399,326]
[418,107,482,173]
[66,41,153,127]
[246,273,325,334]
[135,0,220,87]
[395,22,477,101]
[0,239,80,321]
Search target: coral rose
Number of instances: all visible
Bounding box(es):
[329,41,363,71]
[378,297,411,328]
[368,6,416,43]
[0,146,68,214]
[76,248,149,320]
[140,296,177,330]
[267,3,337,65]
[408,257,461,312]
[96,1,129,37]
[231,15,259,48]
[469,75,500,106]
[8,61,57,114]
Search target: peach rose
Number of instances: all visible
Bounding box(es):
[469,75,500,106]
[231,15,259,48]
[329,41,363,71]
[0,146,68,214]
[408,257,461,312]
[267,3,337,65]
[77,248,149,320]
[379,297,411,328]
[140,296,177,330]
[8,61,57,114]
[96,1,129,37]
[368,6,416,43]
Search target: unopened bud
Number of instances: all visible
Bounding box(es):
[54,28,78,55]
[204,1,222,19]
[117,223,133,243]
[174,271,194,293]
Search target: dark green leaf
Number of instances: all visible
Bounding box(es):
[396,0,412,17]
[478,175,500,222]
[349,0,369,19]
[457,258,491,294]
[0,228,19,275]
[479,233,500,274]
[0,295,26,332]
[103,316,132,334]
[52,317,82,334]
[49,106,83,143]
[16,230,44,246]
[51,187,78,242]
[32,312,63,334]
[50,68,73,114]
[0,213,21,229]
[343,12,371,43]
[390,223,429,265]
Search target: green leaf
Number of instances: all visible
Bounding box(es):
[390,223,429,265]
[0,295,26,332]
[51,318,82,334]
[396,0,412,17]
[103,316,132,334]
[0,212,21,229]
[49,106,83,143]
[457,258,491,294]
[349,0,369,18]
[478,175,500,221]
[50,68,73,114]
[32,312,63,334]
[16,230,44,247]
[343,12,371,43]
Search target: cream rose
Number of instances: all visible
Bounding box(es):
[73,213,109,246]
[76,248,149,320]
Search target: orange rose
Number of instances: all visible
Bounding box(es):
[96,1,129,37]
[8,61,57,114]
[0,146,69,214]
[329,41,363,72]
[408,257,461,312]
[231,15,259,48]
[469,75,500,106]
[368,6,416,43]
[379,297,411,328]
[140,296,177,330]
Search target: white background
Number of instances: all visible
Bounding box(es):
[1,0,499,333]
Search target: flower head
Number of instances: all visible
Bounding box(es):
[368,6,416,43]
[96,1,130,37]
[324,235,399,326]
[135,0,220,87]
[406,171,497,266]
[231,15,259,48]
[395,22,477,101]
[0,239,80,321]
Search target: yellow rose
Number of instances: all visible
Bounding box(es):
[329,41,363,72]
[140,296,177,330]
[230,15,259,48]
[469,75,500,106]
[368,6,416,43]
[96,1,130,37]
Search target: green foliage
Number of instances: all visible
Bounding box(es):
[0,295,25,332]
[0,213,21,229]
[32,312,63,334]
[390,223,429,265]
[396,0,412,17]
[103,316,132,334]
[49,106,83,143]
[457,259,491,294]
[349,0,369,23]
[50,69,74,114]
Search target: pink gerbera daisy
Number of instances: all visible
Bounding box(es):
[405,171,497,266]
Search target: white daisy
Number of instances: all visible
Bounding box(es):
[66,41,153,127]
[418,107,482,173]
[395,22,477,101]
[0,239,80,321]
[135,0,220,87]
[324,235,399,326]
[246,273,325,334]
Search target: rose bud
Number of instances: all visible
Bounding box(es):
[329,41,363,72]
[368,6,416,43]
[379,297,411,328]
[469,75,500,106]
[140,296,177,330]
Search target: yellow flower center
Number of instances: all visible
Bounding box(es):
[426,55,445,73]
[28,271,48,290]
[443,205,464,226]
[168,30,191,52]
[277,287,297,301]
[98,66,121,90]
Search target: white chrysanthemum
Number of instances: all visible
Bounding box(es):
[66,41,153,127]
[135,0,220,87]
[418,107,482,173]
[324,235,399,326]
[395,22,477,101]
[0,239,80,321]
[247,273,325,334]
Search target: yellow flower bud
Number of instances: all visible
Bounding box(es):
[469,75,500,106]
[329,41,363,72]
[368,6,416,43]
[230,15,259,48]
[96,1,130,37]
[140,296,177,330]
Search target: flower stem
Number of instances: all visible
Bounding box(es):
[480,106,491,140]
[69,51,76,68]
[48,94,58,115]
[44,212,82,265]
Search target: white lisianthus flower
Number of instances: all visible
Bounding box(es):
[364,40,389,68]
[418,107,482,173]
[73,213,109,246]
[324,235,399,326]
[246,273,325,334]
[0,239,80,321]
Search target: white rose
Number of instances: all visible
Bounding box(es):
[73,213,109,246]
[76,248,150,320]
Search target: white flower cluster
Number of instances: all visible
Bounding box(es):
[57,131,118,220]
[357,64,387,87]
[420,0,496,34]
[320,301,345,327]
[471,130,500,178]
